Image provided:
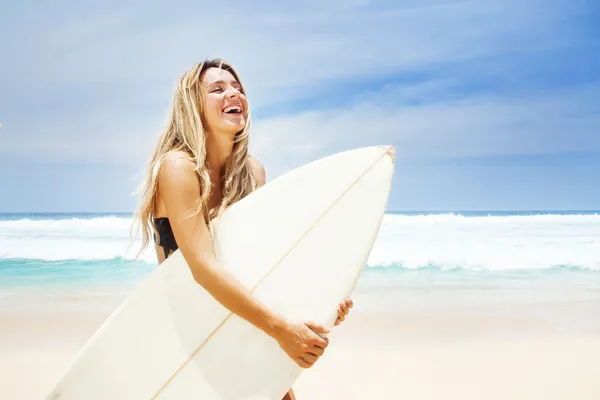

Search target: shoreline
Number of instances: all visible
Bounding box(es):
[2,293,600,399]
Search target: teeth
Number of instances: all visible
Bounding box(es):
[223,105,241,113]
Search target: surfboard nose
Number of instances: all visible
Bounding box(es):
[377,145,395,163]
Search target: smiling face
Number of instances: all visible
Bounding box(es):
[201,67,248,139]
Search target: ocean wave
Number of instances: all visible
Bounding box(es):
[0,258,156,293]
[364,263,598,273]
[0,216,132,237]
[0,214,598,271]
[0,258,596,276]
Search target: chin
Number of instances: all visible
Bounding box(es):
[221,126,244,139]
[224,120,246,133]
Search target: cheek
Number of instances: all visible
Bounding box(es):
[204,97,222,122]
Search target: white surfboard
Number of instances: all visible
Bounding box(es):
[46,145,395,400]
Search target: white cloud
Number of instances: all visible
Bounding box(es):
[2,77,597,176]
[250,83,600,177]
[11,0,585,106]
[0,0,596,173]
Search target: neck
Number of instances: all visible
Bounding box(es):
[206,132,234,180]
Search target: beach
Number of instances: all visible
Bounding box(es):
[1,291,600,399]
[1,211,599,399]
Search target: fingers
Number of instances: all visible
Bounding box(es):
[279,320,332,370]
[295,319,340,368]
[336,305,347,324]
[302,352,319,364]
[295,357,312,368]
[296,357,313,368]
[340,302,349,315]
[304,321,330,348]
[339,298,353,315]
[296,351,322,368]
[334,298,354,326]
[310,334,329,349]
[310,345,325,357]
[305,321,330,335]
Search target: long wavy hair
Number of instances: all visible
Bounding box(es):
[129,58,257,260]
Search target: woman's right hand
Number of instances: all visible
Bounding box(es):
[157,155,331,369]
[271,318,330,368]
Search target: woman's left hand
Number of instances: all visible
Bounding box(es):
[334,298,353,326]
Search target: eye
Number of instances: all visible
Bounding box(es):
[211,87,223,93]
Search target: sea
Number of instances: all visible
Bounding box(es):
[1,210,599,336]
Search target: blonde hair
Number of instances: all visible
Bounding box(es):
[129,58,257,260]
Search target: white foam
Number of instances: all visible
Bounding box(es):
[1,214,599,271]
[366,213,600,271]
[0,217,131,238]
[0,217,156,263]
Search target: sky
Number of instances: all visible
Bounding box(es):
[0,0,599,212]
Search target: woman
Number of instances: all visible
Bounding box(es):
[132,58,353,400]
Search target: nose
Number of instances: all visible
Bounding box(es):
[225,85,241,98]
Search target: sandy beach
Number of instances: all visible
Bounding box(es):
[2,210,599,399]
[1,293,599,400]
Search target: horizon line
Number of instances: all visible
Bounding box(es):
[1,209,599,215]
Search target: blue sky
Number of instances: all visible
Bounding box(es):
[1,0,599,212]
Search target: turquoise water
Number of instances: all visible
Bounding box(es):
[1,211,599,296]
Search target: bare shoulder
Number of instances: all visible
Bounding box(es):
[157,151,198,193]
[248,154,266,188]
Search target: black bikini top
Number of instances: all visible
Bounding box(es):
[153,217,178,258]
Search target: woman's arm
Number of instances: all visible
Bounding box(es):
[157,152,329,367]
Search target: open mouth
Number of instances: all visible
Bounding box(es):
[223,105,243,115]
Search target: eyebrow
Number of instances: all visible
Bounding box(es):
[207,80,241,87]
